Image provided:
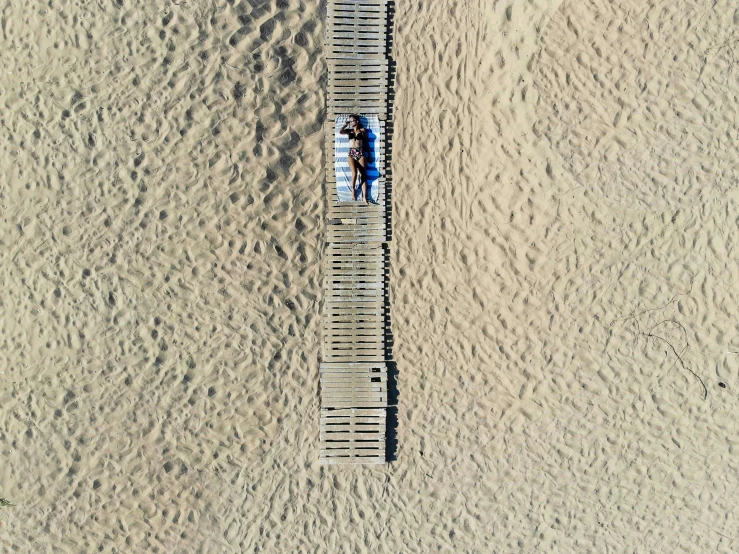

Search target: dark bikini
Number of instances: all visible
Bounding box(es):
[347,128,365,161]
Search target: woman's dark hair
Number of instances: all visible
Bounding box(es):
[349,113,361,124]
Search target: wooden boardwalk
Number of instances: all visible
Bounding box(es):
[320,0,393,465]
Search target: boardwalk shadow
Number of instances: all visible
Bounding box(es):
[359,117,381,201]
[383,1,398,463]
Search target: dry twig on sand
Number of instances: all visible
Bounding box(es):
[611,291,707,400]
[620,311,708,400]
[640,319,708,400]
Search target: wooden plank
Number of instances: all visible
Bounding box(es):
[325,294,384,301]
[329,0,388,6]
[324,319,385,327]
[324,314,386,321]
[327,10,387,19]
[321,384,386,390]
[324,302,384,309]
[325,290,384,297]
[323,334,384,342]
[321,377,386,385]
[325,264,386,271]
[325,282,384,290]
[321,446,384,452]
[327,216,388,224]
[321,448,384,455]
[320,362,386,369]
[327,14,387,23]
[321,408,385,417]
[325,269,385,277]
[321,363,386,372]
[325,269,386,276]
[322,338,385,345]
[324,298,384,305]
[322,381,386,388]
[322,401,386,409]
[327,229,386,238]
[328,98,387,107]
[323,349,385,357]
[323,334,384,343]
[332,31,386,39]
[320,448,386,452]
[325,271,386,278]
[330,35,386,44]
[323,328,385,335]
[324,266,385,274]
[324,305,385,312]
[325,275,385,283]
[325,320,385,328]
[325,252,385,259]
[326,234,387,242]
[324,318,386,326]
[329,0,390,6]
[321,426,384,433]
[327,59,387,68]
[324,292,385,302]
[324,293,385,299]
[323,332,384,340]
[321,434,386,443]
[322,384,386,392]
[324,304,386,311]
[322,342,385,350]
[327,218,387,226]
[327,234,386,242]
[324,294,383,302]
[321,426,385,435]
[325,253,385,263]
[321,444,384,451]
[324,320,385,329]
[327,219,386,227]
[328,3,387,11]
[322,357,386,364]
[326,36,386,45]
[320,457,385,465]
[324,321,385,328]
[323,341,384,350]
[321,416,385,420]
[327,224,387,231]
[322,384,385,392]
[320,417,384,424]
[325,265,386,272]
[322,356,386,363]
[327,208,385,217]
[326,47,386,55]
[326,251,385,257]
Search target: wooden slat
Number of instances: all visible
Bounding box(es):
[329,0,390,6]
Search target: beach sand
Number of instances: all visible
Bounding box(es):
[2,0,739,551]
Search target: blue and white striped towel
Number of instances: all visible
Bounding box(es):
[334,114,382,203]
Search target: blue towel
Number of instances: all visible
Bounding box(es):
[334,115,382,202]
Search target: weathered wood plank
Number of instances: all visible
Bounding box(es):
[320,404,385,411]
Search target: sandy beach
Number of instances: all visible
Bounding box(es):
[2,0,739,551]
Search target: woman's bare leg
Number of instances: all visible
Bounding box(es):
[347,156,358,200]
[358,157,368,203]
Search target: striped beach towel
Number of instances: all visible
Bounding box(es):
[334,114,382,203]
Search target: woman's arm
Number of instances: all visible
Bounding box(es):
[339,120,350,135]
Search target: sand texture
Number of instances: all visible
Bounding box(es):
[2,0,739,552]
